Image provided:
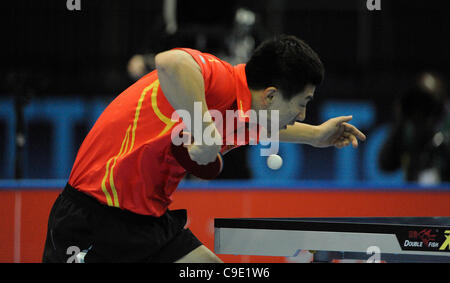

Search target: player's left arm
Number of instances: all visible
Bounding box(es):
[279,116,366,149]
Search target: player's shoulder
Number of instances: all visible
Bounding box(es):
[172,48,230,67]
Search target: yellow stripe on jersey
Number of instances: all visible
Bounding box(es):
[101,126,131,207]
[101,80,154,207]
[101,157,114,206]
[150,80,176,137]
[101,79,176,206]
[129,80,157,152]
[239,100,249,118]
[108,125,131,207]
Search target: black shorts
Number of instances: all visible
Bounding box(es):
[42,184,202,263]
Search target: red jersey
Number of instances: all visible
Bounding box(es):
[68,48,254,216]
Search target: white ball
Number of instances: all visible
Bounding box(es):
[267,154,283,170]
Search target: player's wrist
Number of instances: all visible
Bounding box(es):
[294,123,321,146]
[307,124,325,147]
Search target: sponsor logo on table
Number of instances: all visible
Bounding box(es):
[398,228,450,252]
[405,229,439,248]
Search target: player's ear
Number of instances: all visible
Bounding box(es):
[263,87,278,106]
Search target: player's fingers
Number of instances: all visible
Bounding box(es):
[342,123,366,141]
[332,124,345,143]
[187,146,208,165]
[193,157,213,165]
[345,140,351,148]
[186,145,200,164]
[342,132,358,148]
[333,115,353,125]
[196,154,216,165]
[336,134,358,148]
[334,139,349,149]
[331,124,346,145]
[350,135,358,148]
[335,142,344,149]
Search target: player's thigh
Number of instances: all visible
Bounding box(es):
[174,245,223,263]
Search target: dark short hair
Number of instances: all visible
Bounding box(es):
[245,35,324,99]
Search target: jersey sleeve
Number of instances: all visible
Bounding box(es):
[172,48,236,109]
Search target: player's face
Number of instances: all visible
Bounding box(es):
[265,84,316,131]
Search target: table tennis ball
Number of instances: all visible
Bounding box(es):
[267,154,283,170]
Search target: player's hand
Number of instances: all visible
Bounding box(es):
[185,143,222,165]
[312,116,366,149]
[184,126,222,165]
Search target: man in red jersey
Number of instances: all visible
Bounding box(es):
[42,35,366,263]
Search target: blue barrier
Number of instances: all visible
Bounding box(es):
[0,97,406,182]
[320,101,376,181]
[0,98,15,178]
[0,97,109,179]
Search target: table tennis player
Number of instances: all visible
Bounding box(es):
[42,35,366,263]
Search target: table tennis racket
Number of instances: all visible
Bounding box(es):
[170,131,224,180]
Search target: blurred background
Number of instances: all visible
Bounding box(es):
[1,0,450,184]
[0,0,449,263]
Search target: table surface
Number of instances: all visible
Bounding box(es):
[215,217,450,226]
[214,217,450,233]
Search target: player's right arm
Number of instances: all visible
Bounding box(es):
[155,50,221,165]
[155,50,207,120]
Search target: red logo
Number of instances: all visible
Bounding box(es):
[408,229,437,246]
